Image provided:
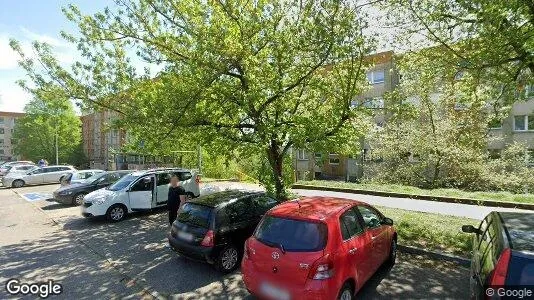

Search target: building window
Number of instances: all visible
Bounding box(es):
[0,149,4,155]
[0,128,3,134]
[296,149,309,160]
[367,70,385,84]
[0,139,4,145]
[514,115,534,131]
[329,153,340,165]
[526,85,534,97]
[0,117,4,125]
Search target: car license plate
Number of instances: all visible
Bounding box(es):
[260,282,290,300]
[177,231,193,241]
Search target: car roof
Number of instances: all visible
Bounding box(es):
[75,169,103,172]
[497,212,534,253]
[268,196,360,221]
[190,190,264,208]
[131,168,191,176]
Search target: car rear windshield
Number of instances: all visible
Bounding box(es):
[177,203,212,228]
[254,215,327,252]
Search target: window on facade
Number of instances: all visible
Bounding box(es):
[367,70,385,84]
[526,84,534,97]
[514,115,534,131]
[0,128,4,134]
[296,149,309,160]
[329,154,340,165]
[0,149,4,155]
[514,115,527,131]
[0,117,4,125]
[0,139,4,145]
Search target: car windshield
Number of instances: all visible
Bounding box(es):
[80,173,105,184]
[107,174,139,191]
[177,203,212,228]
[254,216,328,252]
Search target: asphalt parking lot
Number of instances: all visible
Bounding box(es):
[1,183,471,299]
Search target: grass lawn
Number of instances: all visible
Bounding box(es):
[297,180,534,205]
[377,206,477,257]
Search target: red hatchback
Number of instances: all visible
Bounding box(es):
[241,197,397,300]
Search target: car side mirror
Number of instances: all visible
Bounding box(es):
[462,225,481,234]
[381,217,394,226]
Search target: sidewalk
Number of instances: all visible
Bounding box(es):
[0,188,152,300]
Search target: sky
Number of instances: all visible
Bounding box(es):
[0,0,110,113]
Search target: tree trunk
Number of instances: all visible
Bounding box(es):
[266,140,286,201]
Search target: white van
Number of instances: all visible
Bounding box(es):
[81,168,200,222]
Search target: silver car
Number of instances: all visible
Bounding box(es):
[3,165,77,188]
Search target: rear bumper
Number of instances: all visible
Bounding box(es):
[53,194,74,204]
[241,258,332,300]
[167,233,218,264]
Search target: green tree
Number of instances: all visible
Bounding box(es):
[13,87,84,165]
[385,0,534,93]
[11,0,375,200]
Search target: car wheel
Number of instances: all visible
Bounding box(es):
[72,193,86,206]
[106,204,126,222]
[12,180,25,188]
[215,245,240,273]
[337,282,354,300]
[387,238,397,266]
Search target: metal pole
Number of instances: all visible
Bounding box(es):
[55,130,59,165]
[197,145,202,174]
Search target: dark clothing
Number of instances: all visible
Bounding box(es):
[168,186,186,225]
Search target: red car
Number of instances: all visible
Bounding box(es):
[241,196,397,300]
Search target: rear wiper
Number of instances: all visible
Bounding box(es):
[278,243,286,254]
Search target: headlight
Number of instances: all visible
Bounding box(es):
[94,196,107,205]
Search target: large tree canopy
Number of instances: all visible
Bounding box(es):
[13,86,84,165]
[385,0,534,93]
[11,0,375,199]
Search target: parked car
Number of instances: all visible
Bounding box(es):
[0,161,35,177]
[241,197,397,300]
[53,170,131,206]
[2,165,77,188]
[62,169,105,185]
[168,190,278,273]
[2,164,37,177]
[81,168,200,222]
[462,211,534,299]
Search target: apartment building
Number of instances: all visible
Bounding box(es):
[293,51,534,181]
[293,51,399,181]
[0,111,25,162]
[81,110,127,170]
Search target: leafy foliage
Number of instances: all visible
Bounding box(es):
[11,0,376,200]
[12,87,85,165]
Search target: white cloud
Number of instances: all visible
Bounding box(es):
[20,27,69,48]
[0,35,20,70]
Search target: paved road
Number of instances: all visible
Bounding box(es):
[0,183,471,299]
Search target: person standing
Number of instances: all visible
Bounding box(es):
[168,175,186,225]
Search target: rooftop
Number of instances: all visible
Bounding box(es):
[268,197,359,221]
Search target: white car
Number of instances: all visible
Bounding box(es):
[2,165,77,188]
[82,168,201,222]
[3,164,38,177]
[66,169,105,184]
[0,161,35,177]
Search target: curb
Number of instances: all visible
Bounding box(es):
[398,244,470,267]
[291,184,534,210]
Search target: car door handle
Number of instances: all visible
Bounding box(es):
[348,248,358,254]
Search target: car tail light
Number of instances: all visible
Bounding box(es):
[201,230,214,247]
[195,175,201,184]
[489,248,511,285]
[308,254,334,280]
